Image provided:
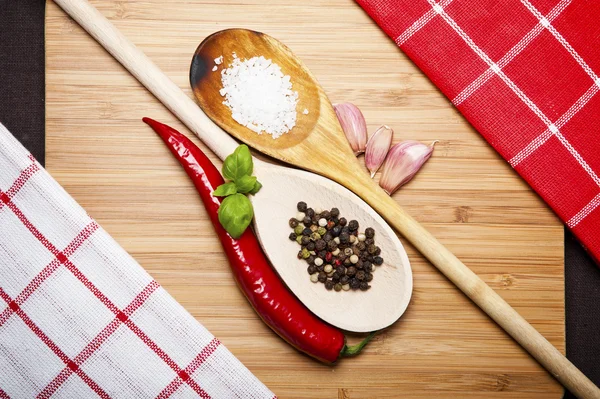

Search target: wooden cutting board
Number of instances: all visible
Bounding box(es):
[45,1,565,397]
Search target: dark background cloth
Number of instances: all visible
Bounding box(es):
[0,1,597,397]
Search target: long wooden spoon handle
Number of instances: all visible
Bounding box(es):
[52,0,600,397]
[350,174,600,399]
[52,0,239,161]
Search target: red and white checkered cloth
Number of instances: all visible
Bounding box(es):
[0,123,275,398]
[356,0,600,263]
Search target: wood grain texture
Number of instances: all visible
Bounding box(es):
[46,1,565,397]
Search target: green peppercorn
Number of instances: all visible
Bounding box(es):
[348,220,359,230]
[330,208,340,218]
[374,256,383,265]
[350,278,360,290]
[360,282,369,291]
[301,236,311,246]
[294,225,304,236]
[317,227,327,237]
[325,280,334,290]
[289,218,299,228]
[339,217,347,226]
[310,232,321,241]
[288,232,297,241]
[334,283,342,292]
[301,248,310,259]
[365,227,375,238]
[296,236,302,244]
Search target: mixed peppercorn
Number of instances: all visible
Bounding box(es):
[289,201,384,292]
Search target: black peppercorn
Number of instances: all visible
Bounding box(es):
[344,258,352,266]
[339,232,350,244]
[330,208,340,218]
[348,220,359,230]
[315,239,326,251]
[306,241,316,251]
[339,217,347,226]
[353,246,361,256]
[318,272,327,283]
[341,226,350,234]
[325,280,334,290]
[346,266,357,277]
[331,217,339,225]
[327,241,337,251]
[322,233,333,242]
[303,216,312,225]
[350,278,360,290]
[307,265,317,274]
[289,232,297,241]
[297,251,303,259]
[359,282,369,291]
[356,260,364,270]
[306,208,315,218]
[317,265,325,272]
[363,261,373,272]
[365,238,375,246]
[338,254,347,263]
[307,255,315,265]
[365,227,375,238]
[321,210,331,220]
[301,236,311,246]
[374,246,381,256]
[366,272,373,282]
[289,218,299,228]
[331,274,340,284]
[373,256,383,265]
[337,265,346,275]
[367,244,377,254]
[318,250,327,259]
[297,201,307,212]
[302,228,311,236]
[356,242,366,252]
[356,270,366,281]
[334,283,342,292]
[331,226,342,237]
[340,275,349,285]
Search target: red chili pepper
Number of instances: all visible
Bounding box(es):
[143,118,373,364]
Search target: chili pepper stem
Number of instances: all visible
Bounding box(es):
[340,331,377,357]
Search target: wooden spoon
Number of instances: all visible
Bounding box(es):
[52,1,600,397]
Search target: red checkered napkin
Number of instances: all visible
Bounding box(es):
[356,0,600,263]
[0,123,275,398]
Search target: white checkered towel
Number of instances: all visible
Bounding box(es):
[0,123,276,399]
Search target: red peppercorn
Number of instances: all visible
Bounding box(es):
[334,259,342,267]
[325,252,333,263]
[327,220,335,230]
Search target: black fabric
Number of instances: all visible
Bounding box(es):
[0,0,46,166]
[0,1,598,397]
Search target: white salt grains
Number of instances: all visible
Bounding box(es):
[219,54,299,139]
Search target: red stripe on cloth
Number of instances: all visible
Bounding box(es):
[5,162,39,198]
[0,288,110,399]
[39,282,161,399]
[0,387,10,399]
[62,258,119,315]
[3,200,59,256]
[156,338,221,399]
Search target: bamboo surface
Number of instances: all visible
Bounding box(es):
[45,1,565,398]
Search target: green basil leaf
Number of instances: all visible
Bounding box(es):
[212,182,237,197]
[249,181,262,195]
[222,145,253,181]
[235,175,257,194]
[217,193,254,238]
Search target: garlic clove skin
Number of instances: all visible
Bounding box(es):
[379,140,436,195]
[333,103,368,155]
[365,125,393,178]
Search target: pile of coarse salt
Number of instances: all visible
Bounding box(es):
[218,54,301,139]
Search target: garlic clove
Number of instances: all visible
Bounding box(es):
[379,140,436,195]
[365,125,393,178]
[333,103,368,155]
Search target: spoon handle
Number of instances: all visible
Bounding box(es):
[53,0,239,161]
[344,171,600,398]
